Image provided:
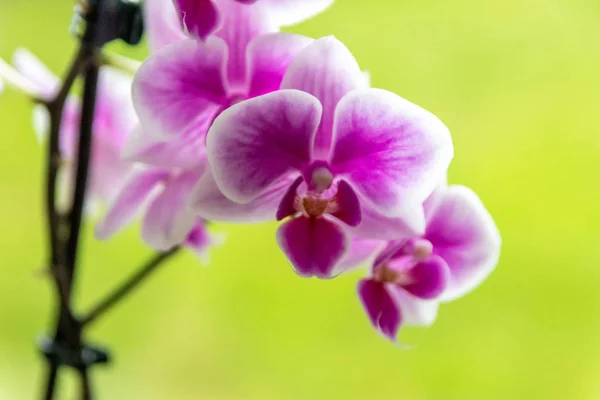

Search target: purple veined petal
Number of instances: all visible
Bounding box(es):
[372,240,409,269]
[190,167,292,222]
[276,175,303,220]
[330,88,454,218]
[95,168,170,240]
[173,0,221,41]
[246,32,313,98]
[424,185,501,302]
[276,216,349,279]
[357,279,402,341]
[214,0,277,87]
[281,36,367,158]
[387,285,439,327]
[260,0,334,26]
[207,89,322,203]
[123,124,208,170]
[144,0,187,53]
[12,48,59,99]
[335,238,386,274]
[398,254,449,299]
[132,38,228,139]
[349,201,426,241]
[330,179,361,227]
[142,171,201,251]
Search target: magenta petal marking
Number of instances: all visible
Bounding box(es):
[331,180,361,227]
[424,185,501,302]
[276,216,349,279]
[401,255,449,299]
[358,279,401,341]
[132,38,227,139]
[281,36,367,158]
[173,0,220,41]
[276,176,303,220]
[330,88,453,217]
[207,89,322,203]
[246,33,313,98]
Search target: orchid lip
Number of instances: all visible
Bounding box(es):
[373,263,415,286]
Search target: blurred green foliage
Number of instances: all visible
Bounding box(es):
[1,0,600,398]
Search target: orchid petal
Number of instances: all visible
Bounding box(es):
[330,88,453,217]
[173,0,220,41]
[207,89,322,203]
[424,185,501,302]
[330,180,361,227]
[336,239,386,273]
[214,0,277,87]
[95,169,170,239]
[190,168,291,222]
[349,202,426,241]
[123,125,207,170]
[246,32,313,98]
[142,171,200,251]
[358,279,401,341]
[387,286,439,327]
[281,36,367,158]
[276,216,349,279]
[144,0,186,52]
[132,38,227,138]
[12,48,59,99]
[397,255,449,299]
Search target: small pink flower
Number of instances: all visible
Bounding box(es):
[358,184,501,341]
[158,0,334,44]
[191,37,454,279]
[95,166,215,254]
[11,49,136,207]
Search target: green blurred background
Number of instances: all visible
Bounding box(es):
[2,0,600,398]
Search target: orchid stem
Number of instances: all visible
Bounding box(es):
[81,247,181,327]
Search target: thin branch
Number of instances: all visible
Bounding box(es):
[81,247,181,327]
[42,365,59,400]
[65,48,100,291]
[79,368,92,400]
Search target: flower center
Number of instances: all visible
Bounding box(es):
[373,263,415,286]
[411,239,433,261]
[311,167,333,193]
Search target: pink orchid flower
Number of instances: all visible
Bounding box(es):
[358,185,501,341]
[11,48,136,208]
[163,0,334,43]
[95,166,215,256]
[128,1,315,170]
[191,36,454,279]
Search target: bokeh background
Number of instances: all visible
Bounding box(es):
[1,0,600,398]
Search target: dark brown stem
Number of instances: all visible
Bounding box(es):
[81,247,181,327]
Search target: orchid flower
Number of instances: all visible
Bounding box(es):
[191,36,454,279]
[95,166,216,256]
[358,184,501,341]
[161,0,334,44]
[7,49,136,208]
[128,0,315,170]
